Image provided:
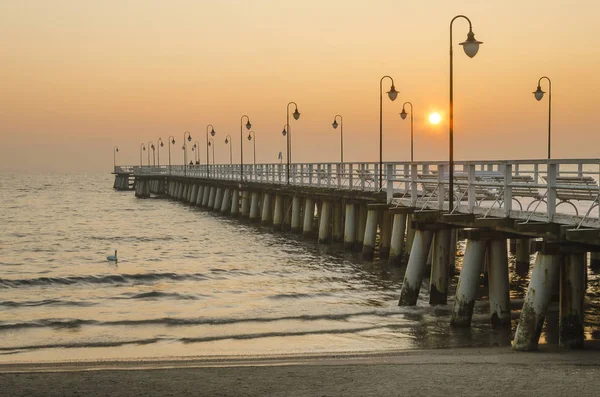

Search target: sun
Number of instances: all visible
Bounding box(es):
[429,112,442,124]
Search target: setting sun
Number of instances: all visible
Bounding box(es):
[429,112,442,124]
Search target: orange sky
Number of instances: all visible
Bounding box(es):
[1,0,599,172]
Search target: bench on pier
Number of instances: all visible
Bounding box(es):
[353,169,374,189]
[418,173,498,205]
[541,175,600,215]
[487,175,544,211]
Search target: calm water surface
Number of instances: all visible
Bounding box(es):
[1,172,599,362]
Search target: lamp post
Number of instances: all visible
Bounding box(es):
[140,143,145,167]
[208,138,215,165]
[206,125,216,177]
[113,146,119,168]
[192,141,200,163]
[285,102,301,184]
[148,142,155,166]
[331,115,343,163]
[247,131,256,165]
[240,115,251,180]
[400,102,414,162]
[533,76,552,159]
[449,15,482,212]
[183,131,192,174]
[379,76,399,189]
[225,135,233,165]
[281,124,290,182]
[157,138,164,166]
[168,136,175,169]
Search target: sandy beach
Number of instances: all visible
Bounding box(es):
[1,346,600,397]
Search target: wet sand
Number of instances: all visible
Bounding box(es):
[1,346,600,397]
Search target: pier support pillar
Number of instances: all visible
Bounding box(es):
[302,198,315,237]
[344,203,356,250]
[361,209,378,260]
[230,189,239,215]
[513,253,561,351]
[355,204,368,251]
[214,187,224,211]
[516,238,531,275]
[273,195,284,230]
[190,184,199,204]
[449,229,457,276]
[488,239,511,327]
[318,200,331,244]
[241,191,250,217]
[332,202,343,243]
[405,214,415,253]
[249,192,260,221]
[389,213,407,266]
[196,185,204,206]
[261,193,272,225]
[379,210,392,259]
[291,196,302,233]
[429,228,451,305]
[221,188,231,213]
[560,253,586,349]
[177,182,184,200]
[208,186,216,209]
[398,230,434,306]
[450,239,487,327]
[282,197,292,230]
[202,185,210,207]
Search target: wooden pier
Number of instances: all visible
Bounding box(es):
[114,159,600,350]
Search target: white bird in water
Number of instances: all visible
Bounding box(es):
[107,250,118,262]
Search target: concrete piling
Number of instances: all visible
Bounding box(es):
[249,192,260,221]
[241,191,250,217]
[221,188,231,213]
[513,253,561,351]
[196,185,205,206]
[405,214,415,253]
[355,204,367,251]
[261,193,272,225]
[344,203,356,250]
[273,195,284,230]
[361,209,378,260]
[318,200,331,244]
[429,228,451,305]
[230,189,239,215]
[559,253,586,349]
[389,213,407,266]
[302,198,315,237]
[213,187,223,211]
[398,229,434,306]
[488,239,511,327]
[190,184,199,204]
[208,186,216,209]
[332,202,343,243]
[450,239,487,327]
[516,238,531,275]
[291,196,302,233]
[379,210,392,259]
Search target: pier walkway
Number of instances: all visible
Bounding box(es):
[114,158,600,351]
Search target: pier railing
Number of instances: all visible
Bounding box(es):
[119,159,600,227]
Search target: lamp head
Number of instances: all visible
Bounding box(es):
[292,108,301,120]
[245,121,252,130]
[116,148,119,152]
[282,128,287,137]
[208,141,212,147]
[459,29,482,58]
[142,144,145,151]
[387,85,399,101]
[210,128,216,137]
[533,85,545,101]
[181,145,185,150]
[187,135,192,142]
[225,137,229,144]
[400,108,408,120]
[160,141,164,147]
[332,120,338,129]
[151,144,155,150]
[247,134,252,141]
[171,138,175,145]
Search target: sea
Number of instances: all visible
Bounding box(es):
[1,172,599,363]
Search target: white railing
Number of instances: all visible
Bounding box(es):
[119,159,600,227]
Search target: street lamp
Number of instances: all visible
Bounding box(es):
[208,138,215,165]
[533,76,552,159]
[148,142,155,166]
[168,136,175,169]
[247,131,256,165]
[225,135,233,165]
[157,138,164,166]
[331,115,343,163]
[379,75,399,189]
[206,125,216,177]
[113,146,119,168]
[140,143,145,167]
[285,102,301,184]
[400,102,414,162]
[192,141,200,163]
[449,15,482,212]
[240,115,251,180]
[183,131,192,174]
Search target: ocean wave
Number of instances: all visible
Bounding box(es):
[0,272,209,288]
[114,291,201,300]
[0,310,403,331]
[0,299,95,308]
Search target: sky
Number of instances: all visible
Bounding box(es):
[1,0,599,172]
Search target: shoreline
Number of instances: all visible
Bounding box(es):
[2,346,600,396]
